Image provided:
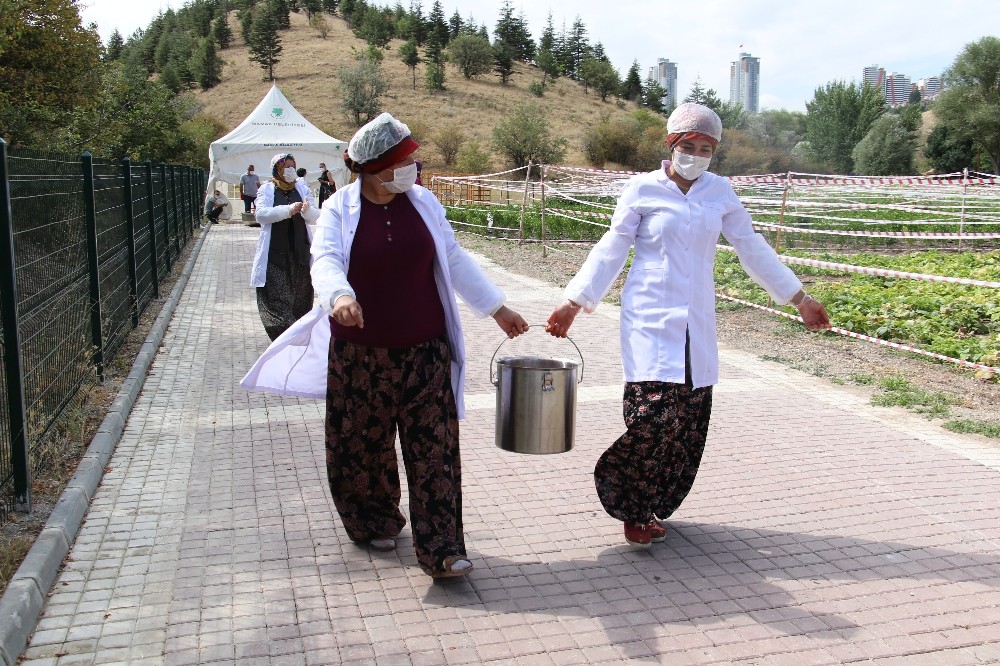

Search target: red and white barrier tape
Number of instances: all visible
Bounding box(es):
[717,245,1000,288]
[548,165,641,176]
[717,294,999,374]
[751,222,1000,239]
[547,207,613,220]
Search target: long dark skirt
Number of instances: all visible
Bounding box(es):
[256,260,313,341]
[594,380,714,524]
[324,334,464,573]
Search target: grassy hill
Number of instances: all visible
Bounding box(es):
[190,9,644,172]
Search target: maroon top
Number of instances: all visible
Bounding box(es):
[331,193,446,348]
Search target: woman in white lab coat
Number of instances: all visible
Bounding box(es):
[546,103,830,548]
[251,153,320,340]
[312,113,527,578]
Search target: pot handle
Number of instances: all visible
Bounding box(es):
[490,327,585,386]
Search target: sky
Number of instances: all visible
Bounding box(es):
[79,0,1000,113]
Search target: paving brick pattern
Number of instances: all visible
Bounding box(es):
[19,226,1000,665]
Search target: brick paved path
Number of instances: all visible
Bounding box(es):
[19,225,1000,665]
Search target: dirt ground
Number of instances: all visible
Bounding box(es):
[455,233,1000,434]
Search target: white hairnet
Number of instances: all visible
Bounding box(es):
[348,112,411,164]
[270,153,293,168]
[667,103,723,142]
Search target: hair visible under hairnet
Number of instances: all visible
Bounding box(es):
[348,113,411,164]
[667,103,723,142]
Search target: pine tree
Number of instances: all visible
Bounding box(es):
[423,32,445,91]
[427,1,448,49]
[191,36,222,89]
[539,13,555,53]
[448,10,462,39]
[105,29,125,60]
[567,17,589,79]
[493,1,534,62]
[248,2,282,80]
[407,0,426,44]
[399,40,420,89]
[493,43,514,85]
[274,0,291,29]
[621,60,643,102]
[213,11,232,49]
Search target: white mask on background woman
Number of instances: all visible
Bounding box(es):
[671,151,712,180]
[378,163,418,193]
[282,167,297,183]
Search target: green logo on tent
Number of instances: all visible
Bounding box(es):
[270,106,284,119]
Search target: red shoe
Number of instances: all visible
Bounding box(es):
[624,521,666,548]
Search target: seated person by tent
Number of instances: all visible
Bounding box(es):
[205,190,229,224]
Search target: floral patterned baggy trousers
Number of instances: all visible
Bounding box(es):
[594,379,714,525]
[324,334,466,573]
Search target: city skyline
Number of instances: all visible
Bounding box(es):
[80,0,999,113]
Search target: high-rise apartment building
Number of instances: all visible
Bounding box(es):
[864,65,926,107]
[863,65,886,91]
[729,52,760,113]
[884,72,912,107]
[917,76,942,101]
[648,58,678,111]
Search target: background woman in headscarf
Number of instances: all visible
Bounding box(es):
[546,103,830,548]
[311,112,528,578]
[251,153,319,340]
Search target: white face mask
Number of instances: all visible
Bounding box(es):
[378,163,418,193]
[671,151,712,180]
[282,167,297,183]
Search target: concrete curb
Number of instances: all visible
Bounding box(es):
[0,226,212,666]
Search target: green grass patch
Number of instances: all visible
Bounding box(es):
[0,535,32,596]
[942,419,1000,438]
[870,375,957,417]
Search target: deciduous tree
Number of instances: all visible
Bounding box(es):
[0,0,102,146]
[447,34,492,79]
[924,123,977,173]
[934,36,1000,174]
[339,53,389,125]
[491,103,567,168]
[852,114,915,175]
[804,80,884,173]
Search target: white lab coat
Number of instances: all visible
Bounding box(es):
[240,180,506,418]
[249,179,320,287]
[564,162,802,389]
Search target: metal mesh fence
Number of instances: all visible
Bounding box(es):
[0,147,203,519]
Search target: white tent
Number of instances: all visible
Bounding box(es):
[206,83,350,197]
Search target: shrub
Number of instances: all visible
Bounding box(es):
[455,140,492,174]
[433,126,465,166]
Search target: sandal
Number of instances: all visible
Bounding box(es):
[427,555,473,579]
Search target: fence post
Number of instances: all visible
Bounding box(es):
[518,162,532,245]
[122,158,139,328]
[184,166,195,238]
[170,165,180,259]
[160,162,171,272]
[0,139,31,512]
[540,165,547,259]
[959,167,968,252]
[145,160,160,299]
[82,151,105,382]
